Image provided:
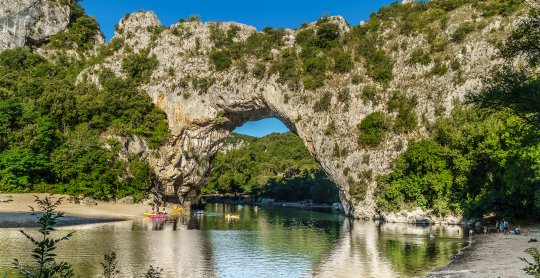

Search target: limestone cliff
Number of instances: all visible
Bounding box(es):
[0,0,527,218]
[0,0,71,51]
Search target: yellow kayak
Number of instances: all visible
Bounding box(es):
[226,214,240,219]
[171,206,183,212]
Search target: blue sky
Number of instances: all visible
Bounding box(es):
[81,0,396,137]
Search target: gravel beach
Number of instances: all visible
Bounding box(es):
[0,193,153,227]
[426,227,540,278]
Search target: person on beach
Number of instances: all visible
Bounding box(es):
[515,225,521,235]
[499,221,504,234]
[503,220,509,234]
[495,221,500,233]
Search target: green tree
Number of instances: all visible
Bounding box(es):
[521,247,540,277]
[13,196,74,278]
[358,112,390,147]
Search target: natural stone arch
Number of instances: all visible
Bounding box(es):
[78,9,518,219]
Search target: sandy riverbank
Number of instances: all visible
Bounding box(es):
[0,193,154,228]
[426,227,540,278]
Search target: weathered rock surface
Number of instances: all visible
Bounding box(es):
[382,208,463,225]
[80,197,97,206]
[117,196,135,205]
[0,0,71,51]
[0,1,524,219]
[82,8,520,219]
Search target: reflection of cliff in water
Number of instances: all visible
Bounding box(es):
[0,219,217,277]
[313,220,466,277]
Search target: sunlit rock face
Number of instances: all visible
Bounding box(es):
[0,0,70,51]
[0,1,521,218]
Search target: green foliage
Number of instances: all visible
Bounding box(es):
[358,112,390,147]
[204,132,339,204]
[325,121,336,135]
[121,49,159,84]
[350,180,369,201]
[0,45,168,199]
[252,63,266,78]
[479,0,524,16]
[332,49,353,73]
[192,77,214,94]
[210,49,232,71]
[408,49,432,65]
[49,15,100,51]
[502,7,540,66]
[271,49,300,89]
[378,106,540,218]
[361,85,380,105]
[451,22,476,43]
[520,247,540,277]
[101,252,120,278]
[430,59,449,75]
[313,92,332,112]
[337,88,350,103]
[353,31,394,83]
[388,92,418,134]
[470,5,540,130]
[13,196,75,278]
[145,266,163,278]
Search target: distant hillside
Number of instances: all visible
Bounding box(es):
[204,132,340,204]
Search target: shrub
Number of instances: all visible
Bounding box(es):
[313,92,332,112]
[252,63,266,78]
[325,121,336,135]
[314,22,341,49]
[361,85,379,105]
[520,247,540,277]
[13,196,75,277]
[430,59,449,75]
[192,77,214,94]
[451,22,476,43]
[480,0,524,17]
[408,49,432,65]
[337,88,350,103]
[358,112,390,146]
[49,15,100,51]
[332,49,353,73]
[394,107,418,133]
[210,50,232,71]
[350,180,369,201]
[271,49,300,89]
[121,49,159,84]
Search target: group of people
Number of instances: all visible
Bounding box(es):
[151,201,167,214]
[495,219,520,235]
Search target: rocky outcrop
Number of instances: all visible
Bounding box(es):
[79,6,521,219]
[0,0,71,51]
[382,208,463,225]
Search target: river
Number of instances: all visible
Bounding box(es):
[0,204,467,277]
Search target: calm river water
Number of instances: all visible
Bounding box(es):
[0,204,467,277]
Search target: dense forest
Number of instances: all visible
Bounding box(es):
[203,132,340,204]
[0,1,168,201]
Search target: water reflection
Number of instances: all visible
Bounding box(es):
[0,204,466,277]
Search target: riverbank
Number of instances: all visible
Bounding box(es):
[202,195,337,212]
[0,193,151,228]
[426,227,540,277]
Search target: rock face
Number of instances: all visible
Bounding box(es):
[0,0,71,51]
[0,1,523,219]
[82,8,519,219]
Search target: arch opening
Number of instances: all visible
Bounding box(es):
[201,117,342,210]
